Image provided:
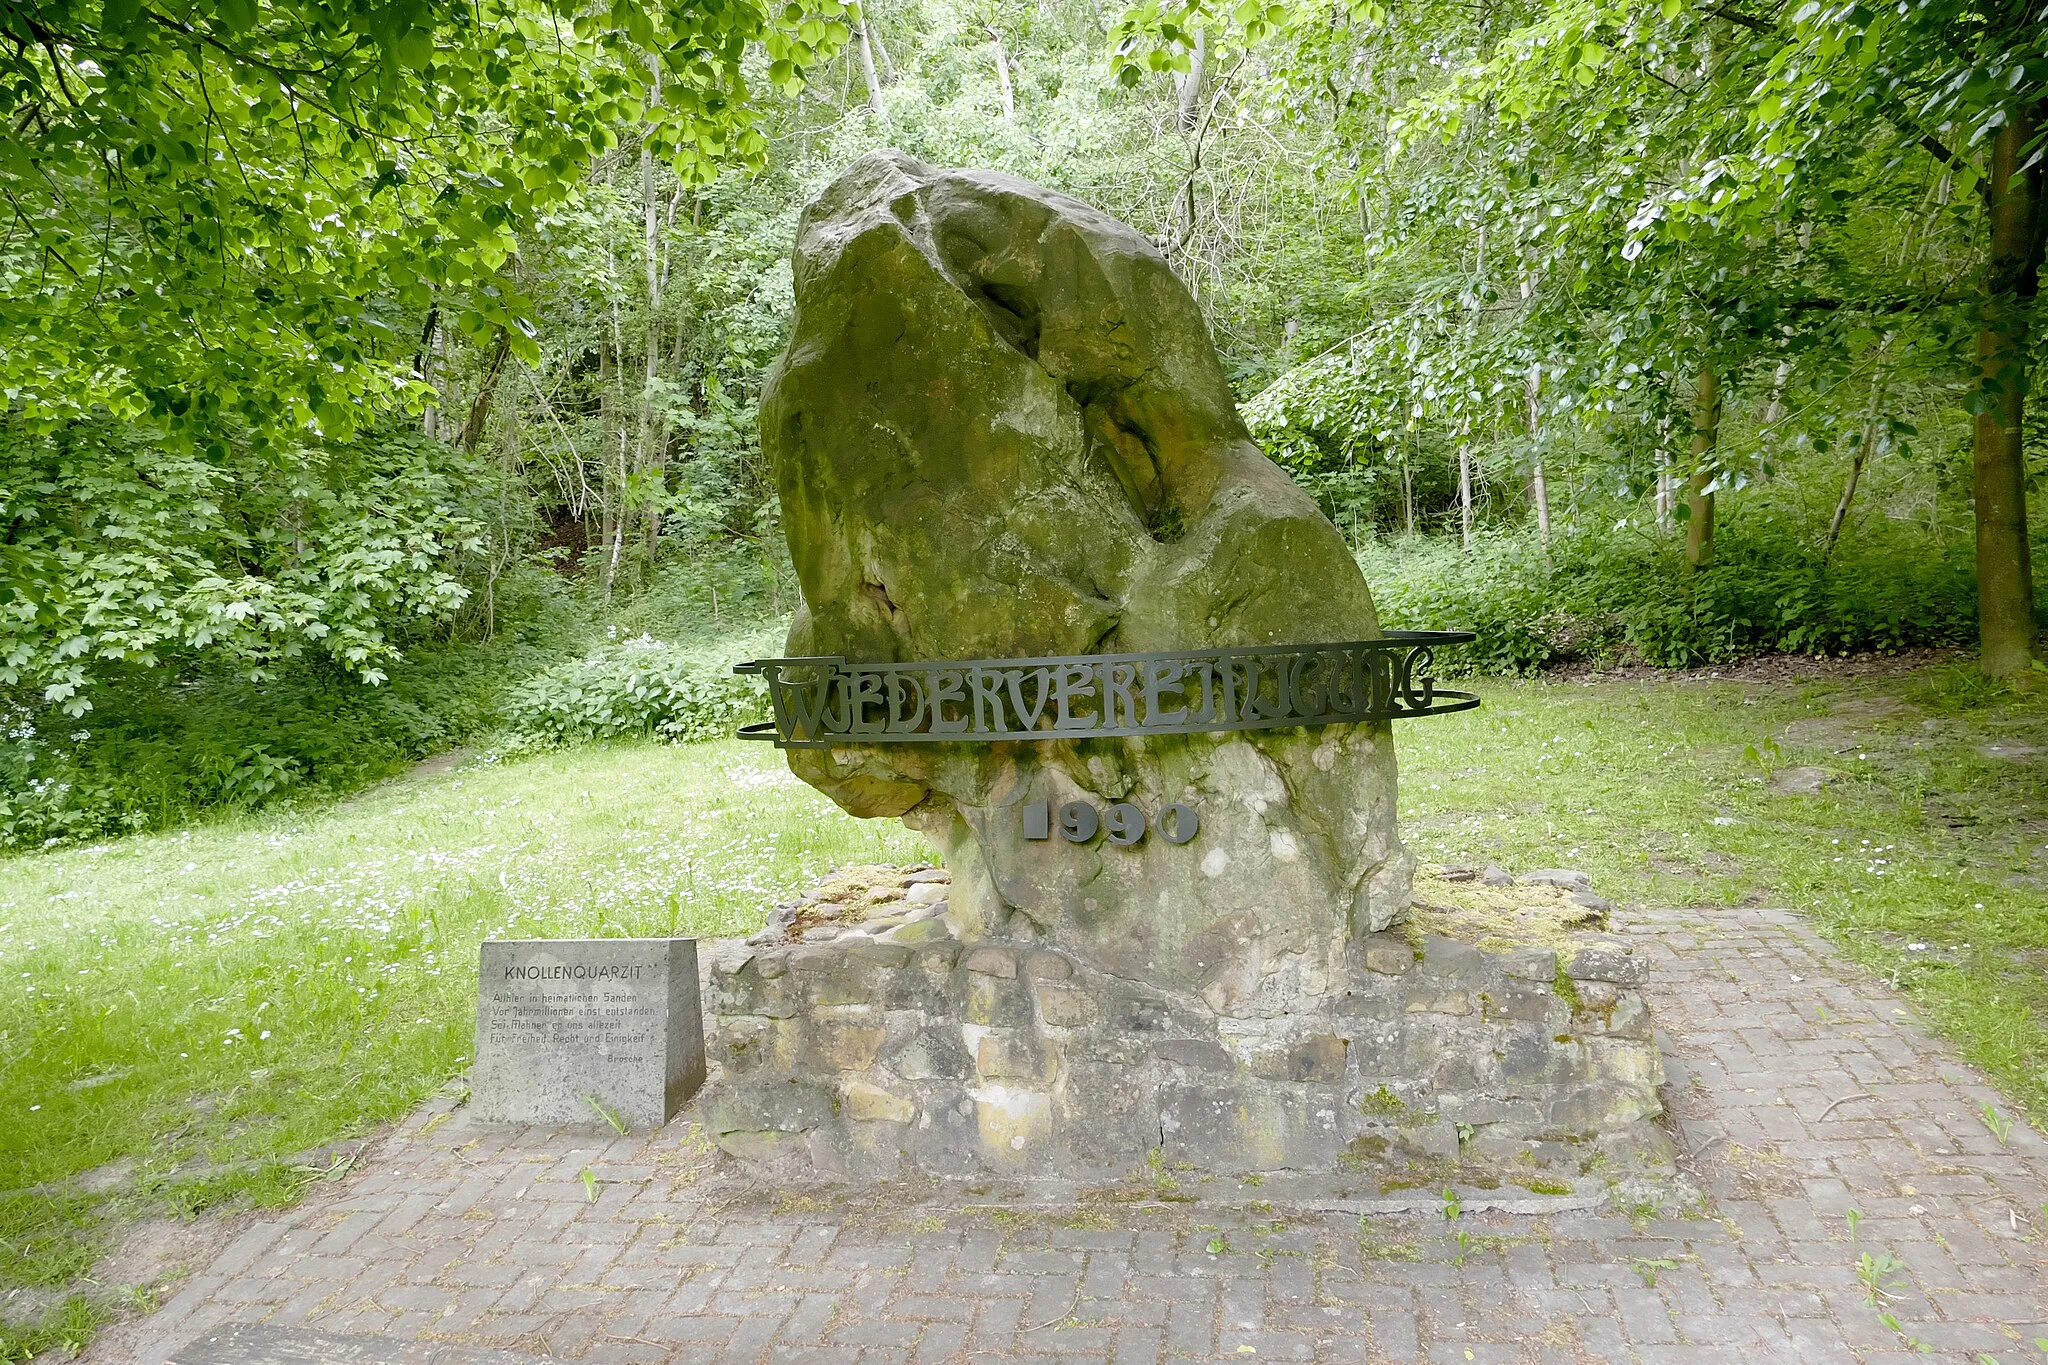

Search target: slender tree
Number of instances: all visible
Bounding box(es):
[1684,361,1721,569]
[1973,113,2042,675]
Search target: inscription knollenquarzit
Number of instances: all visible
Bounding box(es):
[472,939,705,1130]
[502,962,646,983]
[735,632,1476,749]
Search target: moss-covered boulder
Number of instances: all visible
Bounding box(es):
[759,151,1410,1015]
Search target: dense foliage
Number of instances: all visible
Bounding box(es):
[3,0,2043,845]
[500,628,773,748]
[2,0,854,706]
[1364,523,1976,675]
[1114,0,2044,666]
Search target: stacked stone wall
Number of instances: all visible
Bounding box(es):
[704,925,1665,1182]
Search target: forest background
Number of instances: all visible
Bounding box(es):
[2,0,2044,846]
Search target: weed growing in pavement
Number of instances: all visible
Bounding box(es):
[1877,1311,1930,1353]
[1857,1250,1908,1305]
[585,1095,629,1135]
[1356,1216,1421,1263]
[1632,1257,1677,1287]
[1440,1187,1475,1266]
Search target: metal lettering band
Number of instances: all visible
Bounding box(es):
[734,632,1477,749]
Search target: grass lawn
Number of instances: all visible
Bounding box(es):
[3,654,2046,1354]
[0,741,928,1356]
[1401,658,2048,1126]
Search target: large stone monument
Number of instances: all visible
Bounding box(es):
[704,152,1664,1184]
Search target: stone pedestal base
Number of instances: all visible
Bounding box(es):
[703,924,1668,1185]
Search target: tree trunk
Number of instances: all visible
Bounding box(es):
[868,17,897,82]
[597,338,619,587]
[1457,420,1474,550]
[603,282,632,600]
[856,24,889,126]
[1174,28,1207,133]
[1823,335,1893,566]
[1974,109,2043,678]
[989,29,1015,121]
[1763,357,1792,427]
[1526,361,1550,547]
[1685,361,1720,570]
[1823,427,1872,568]
[458,327,511,454]
[480,401,525,642]
[415,306,441,439]
[423,322,448,441]
[1653,412,1674,530]
[1402,450,1415,537]
[640,87,667,566]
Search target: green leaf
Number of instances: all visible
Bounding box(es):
[101,0,142,35]
[389,26,433,69]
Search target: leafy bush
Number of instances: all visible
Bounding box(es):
[499,628,778,749]
[0,553,785,851]
[1362,517,1980,674]
[0,614,571,851]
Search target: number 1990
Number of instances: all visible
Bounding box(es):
[1020,798,1198,847]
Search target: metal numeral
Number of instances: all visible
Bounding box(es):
[1058,800,1099,842]
[1021,799,1198,847]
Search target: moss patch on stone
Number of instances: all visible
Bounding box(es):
[767,863,944,942]
[1551,963,1582,1011]
[1359,1086,1406,1117]
[1337,1135,1390,1172]
[1408,867,1603,952]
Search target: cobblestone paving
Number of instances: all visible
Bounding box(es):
[121,906,2048,1364]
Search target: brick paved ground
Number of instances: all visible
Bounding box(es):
[114,905,2048,1364]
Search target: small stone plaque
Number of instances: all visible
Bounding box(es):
[473,938,705,1129]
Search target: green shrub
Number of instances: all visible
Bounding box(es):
[0,553,785,850]
[0,632,549,850]
[1362,517,1979,674]
[499,628,777,748]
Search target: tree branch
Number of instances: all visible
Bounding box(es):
[1704,5,1775,32]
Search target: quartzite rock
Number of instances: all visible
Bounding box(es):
[760,151,1408,1013]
